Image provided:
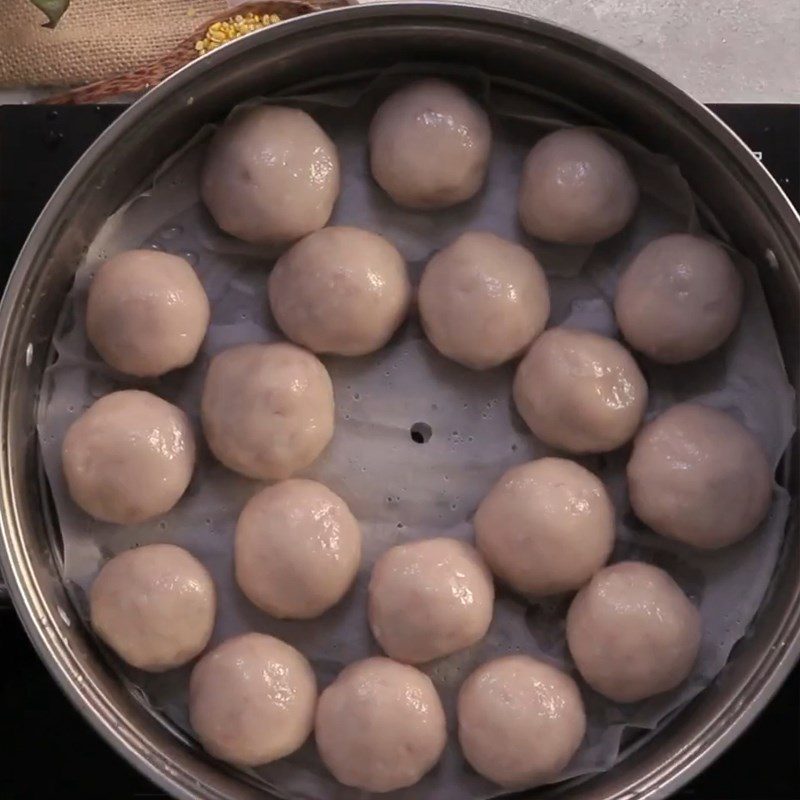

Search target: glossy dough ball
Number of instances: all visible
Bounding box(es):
[513,327,647,453]
[201,343,334,480]
[566,562,701,703]
[90,544,215,671]
[368,537,494,664]
[268,226,411,356]
[87,250,210,377]
[418,231,550,369]
[201,105,339,244]
[615,233,744,363]
[519,128,639,245]
[475,458,614,596]
[369,79,492,209]
[458,655,586,788]
[627,403,772,549]
[189,633,317,766]
[315,657,446,792]
[62,390,195,524]
[235,479,361,619]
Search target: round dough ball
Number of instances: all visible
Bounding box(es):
[518,128,639,245]
[268,226,411,356]
[512,327,647,453]
[418,231,550,369]
[201,343,334,480]
[566,561,701,703]
[627,403,772,549]
[90,544,215,671]
[368,537,494,664]
[369,79,492,209]
[458,655,586,788]
[614,233,744,364]
[62,390,195,524]
[315,657,446,792]
[87,250,210,377]
[474,458,614,596]
[201,105,339,244]
[235,479,361,619]
[189,633,316,766]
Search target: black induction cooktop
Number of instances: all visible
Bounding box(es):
[0,104,798,800]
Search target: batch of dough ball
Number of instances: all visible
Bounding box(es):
[61,79,773,794]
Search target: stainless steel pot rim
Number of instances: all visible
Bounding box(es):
[0,4,798,800]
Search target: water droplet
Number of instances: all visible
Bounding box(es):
[148,242,162,251]
[88,374,113,398]
[353,392,360,401]
[181,250,199,266]
[44,129,64,148]
[765,249,779,270]
[160,225,182,241]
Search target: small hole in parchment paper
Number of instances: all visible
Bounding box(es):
[410,422,432,444]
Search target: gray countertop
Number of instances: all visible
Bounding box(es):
[450,0,800,102]
[362,0,800,103]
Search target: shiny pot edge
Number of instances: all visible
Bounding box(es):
[0,4,798,800]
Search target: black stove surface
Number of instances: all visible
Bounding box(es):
[0,104,798,799]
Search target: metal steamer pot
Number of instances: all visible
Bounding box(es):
[0,4,797,799]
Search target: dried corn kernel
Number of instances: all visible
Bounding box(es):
[194,11,282,56]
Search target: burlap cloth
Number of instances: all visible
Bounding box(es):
[0,0,229,87]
